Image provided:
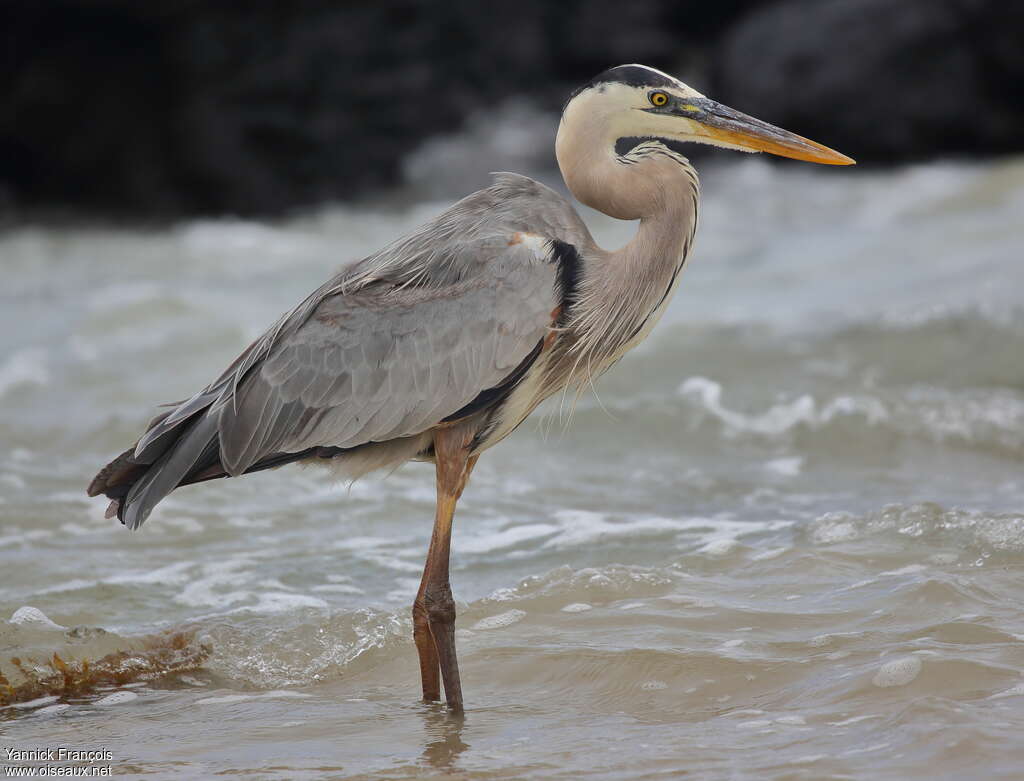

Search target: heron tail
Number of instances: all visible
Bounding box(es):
[87,412,221,530]
[88,407,348,529]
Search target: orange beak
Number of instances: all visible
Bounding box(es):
[683,98,855,166]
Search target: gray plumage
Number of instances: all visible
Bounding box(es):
[94,174,608,529]
[90,63,849,533]
[88,63,853,713]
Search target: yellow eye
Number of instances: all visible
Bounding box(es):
[649,91,669,107]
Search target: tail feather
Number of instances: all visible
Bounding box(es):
[133,390,220,463]
[89,405,221,530]
[89,407,354,529]
[119,414,220,530]
[87,448,146,500]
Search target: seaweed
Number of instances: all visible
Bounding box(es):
[0,630,209,709]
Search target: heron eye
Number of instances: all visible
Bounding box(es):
[649,91,669,107]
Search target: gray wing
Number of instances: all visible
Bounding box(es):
[111,173,588,529]
[215,231,563,474]
[206,172,591,475]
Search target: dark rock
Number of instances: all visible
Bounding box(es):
[713,0,1024,163]
[1,0,1021,218]
[0,0,770,217]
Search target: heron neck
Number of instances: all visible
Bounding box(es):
[622,184,697,271]
[558,125,698,266]
[605,154,699,297]
[562,164,698,377]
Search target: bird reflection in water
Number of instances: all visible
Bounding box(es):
[420,707,469,770]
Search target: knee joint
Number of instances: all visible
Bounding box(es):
[412,599,430,629]
[423,587,456,626]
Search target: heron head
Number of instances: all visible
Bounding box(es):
[558,64,854,168]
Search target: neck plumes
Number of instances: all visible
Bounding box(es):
[555,112,700,375]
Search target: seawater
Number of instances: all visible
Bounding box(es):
[1,156,1024,779]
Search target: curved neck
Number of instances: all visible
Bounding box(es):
[554,118,700,368]
[556,114,699,281]
[556,110,698,218]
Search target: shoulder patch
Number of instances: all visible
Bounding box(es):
[508,231,551,259]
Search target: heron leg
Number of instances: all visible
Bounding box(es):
[412,425,477,712]
[412,587,440,701]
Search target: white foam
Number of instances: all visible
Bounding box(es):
[829,714,879,727]
[10,695,60,709]
[59,522,100,536]
[872,656,922,687]
[225,593,329,615]
[750,547,788,561]
[460,523,559,554]
[95,691,138,706]
[173,558,254,607]
[311,584,366,595]
[841,742,892,757]
[350,550,422,574]
[0,347,48,396]
[543,509,790,552]
[812,504,1024,553]
[701,538,737,556]
[792,755,827,765]
[988,684,1024,700]
[196,690,312,706]
[764,457,803,477]
[10,606,65,630]
[330,535,394,551]
[561,603,593,613]
[472,609,526,630]
[776,715,807,726]
[33,579,97,596]
[35,704,71,716]
[678,376,887,436]
[226,515,273,529]
[0,529,53,547]
[106,560,194,587]
[0,473,26,489]
[879,564,927,577]
[161,515,205,534]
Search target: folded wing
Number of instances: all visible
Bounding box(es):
[217,234,562,474]
[94,229,569,530]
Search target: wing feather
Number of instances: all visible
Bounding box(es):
[95,173,593,530]
[215,232,564,475]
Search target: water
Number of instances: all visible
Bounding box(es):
[2,154,1024,779]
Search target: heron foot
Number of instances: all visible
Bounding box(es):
[424,583,462,713]
[413,597,441,701]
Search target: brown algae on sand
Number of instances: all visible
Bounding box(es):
[1,627,209,708]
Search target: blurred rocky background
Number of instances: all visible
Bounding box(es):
[2,0,1022,218]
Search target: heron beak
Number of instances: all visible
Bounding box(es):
[685,98,855,166]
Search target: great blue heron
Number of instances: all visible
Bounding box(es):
[88,64,852,712]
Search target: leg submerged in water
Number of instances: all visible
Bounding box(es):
[412,425,477,713]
